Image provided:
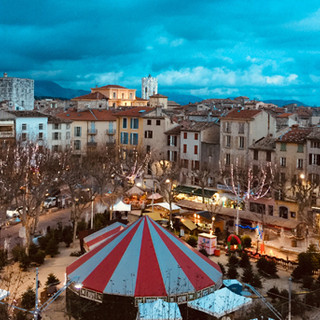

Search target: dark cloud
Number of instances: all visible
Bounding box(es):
[1,0,320,104]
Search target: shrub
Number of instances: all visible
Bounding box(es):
[19,252,31,271]
[241,266,254,283]
[0,304,9,320]
[186,236,197,248]
[227,265,238,279]
[228,254,239,267]
[241,235,252,248]
[45,273,60,287]
[32,250,46,265]
[302,275,314,289]
[251,273,262,288]
[11,245,25,262]
[21,287,36,310]
[239,252,251,268]
[267,286,279,302]
[218,262,225,275]
[62,226,73,247]
[291,266,304,281]
[46,238,59,257]
[199,248,208,257]
[256,257,278,277]
[0,249,7,270]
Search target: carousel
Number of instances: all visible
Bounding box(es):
[66,216,222,320]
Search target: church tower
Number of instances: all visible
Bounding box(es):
[141,75,158,99]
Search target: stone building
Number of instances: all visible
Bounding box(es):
[141,75,158,100]
[0,73,34,110]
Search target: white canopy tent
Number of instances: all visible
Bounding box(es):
[126,185,145,196]
[136,299,182,320]
[0,289,9,301]
[111,200,131,212]
[150,202,180,211]
[187,287,252,318]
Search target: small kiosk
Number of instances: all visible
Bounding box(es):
[197,233,217,256]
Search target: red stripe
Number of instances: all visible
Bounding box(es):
[149,218,221,274]
[151,219,215,291]
[86,226,123,248]
[134,219,167,297]
[82,219,142,293]
[67,222,137,275]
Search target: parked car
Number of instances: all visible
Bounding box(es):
[45,187,61,198]
[6,206,23,218]
[43,197,57,209]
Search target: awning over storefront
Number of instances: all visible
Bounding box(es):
[174,185,197,195]
[181,219,197,231]
[174,185,217,198]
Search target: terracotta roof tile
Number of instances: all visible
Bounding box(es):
[223,109,261,120]
[72,92,108,100]
[276,113,293,118]
[95,84,127,89]
[277,126,312,143]
[114,107,154,117]
[56,109,116,121]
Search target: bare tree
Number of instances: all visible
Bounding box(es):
[0,142,62,254]
[220,159,274,235]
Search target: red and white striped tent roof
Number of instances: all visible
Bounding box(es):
[67,216,222,298]
[83,222,126,251]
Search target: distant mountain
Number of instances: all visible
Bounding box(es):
[263,99,308,107]
[34,80,89,99]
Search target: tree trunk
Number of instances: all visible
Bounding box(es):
[72,219,78,246]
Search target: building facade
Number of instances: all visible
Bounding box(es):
[0,73,34,110]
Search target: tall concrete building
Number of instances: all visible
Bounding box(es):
[0,73,34,110]
[141,75,158,100]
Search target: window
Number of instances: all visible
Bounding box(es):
[225,153,231,165]
[38,132,43,140]
[130,133,138,145]
[66,132,70,139]
[113,92,116,99]
[131,118,139,129]
[225,135,231,147]
[239,136,244,149]
[144,130,153,138]
[194,145,198,154]
[74,140,81,150]
[52,132,60,140]
[184,132,187,139]
[280,157,286,167]
[146,145,151,153]
[297,144,304,153]
[238,123,244,134]
[74,127,81,137]
[21,133,27,141]
[311,141,320,148]
[122,93,124,99]
[130,93,133,99]
[120,132,128,144]
[156,120,161,126]
[182,159,188,168]
[195,133,198,140]
[268,205,274,216]
[122,118,127,129]
[254,150,258,160]
[309,173,320,184]
[183,144,187,153]
[266,151,271,162]
[39,123,43,130]
[67,124,70,129]
[297,159,303,169]
[280,172,286,183]
[173,151,177,162]
[280,143,287,151]
[291,212,296,218]
[22,124,27,130]
[224,122,231,133]
[194,160,200,170]
[54,124,60,130]
[279,206,288,219]
[309,154,320,165]
[147,119,152,125]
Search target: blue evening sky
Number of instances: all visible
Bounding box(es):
[1,0,320,104]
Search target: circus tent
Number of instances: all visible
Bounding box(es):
[83,222,126,251]
[67,216,222,300]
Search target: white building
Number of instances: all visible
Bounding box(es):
[141,75,158,100]
[0,73,34,110]
[47,115,72,152]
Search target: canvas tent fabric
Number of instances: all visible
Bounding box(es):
[0,289,9,301]
[67,216,222,298]
[83,222,126,251]
[112,200,131,211]
[126,185,145,196]
[181,219,197,231]
[143,211,163,221]
[147,193,163,200]
[151,202,181,211]
[137,299,182,320]
[187,287,252,318]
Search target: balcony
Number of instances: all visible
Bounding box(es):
[0,131,14,138]
[106,129,116,135]
[87,129,97,135]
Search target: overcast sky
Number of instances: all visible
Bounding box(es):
[1,0,320,104]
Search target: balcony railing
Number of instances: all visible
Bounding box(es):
[87,129,97,135]
[0,132,14,138]
[106,129,116,135]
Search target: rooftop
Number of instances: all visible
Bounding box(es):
[7,110,47,118]
[56,109,116,121]
[277,126,312,143]
[223,109,261,120]
[113,107,154,117]
[72,92,108,101]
